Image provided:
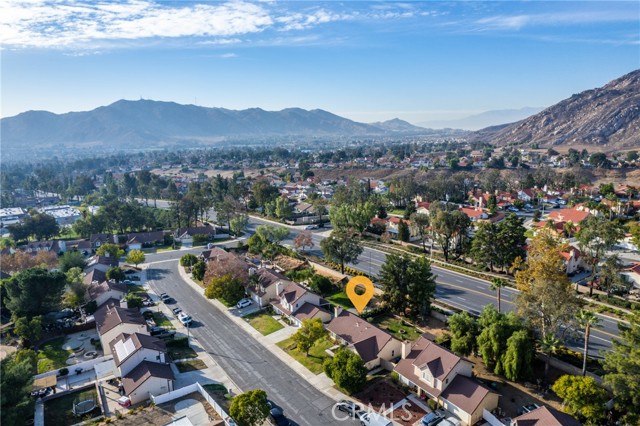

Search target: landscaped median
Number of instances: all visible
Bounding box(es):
[243,311,284,336]
[276,335,334,374]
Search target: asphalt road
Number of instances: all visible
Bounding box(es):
[145,260,359,426]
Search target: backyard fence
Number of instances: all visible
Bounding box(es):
[150,382,235,426]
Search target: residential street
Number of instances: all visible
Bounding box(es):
[145,259,360,426]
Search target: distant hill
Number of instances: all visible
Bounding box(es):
[369,118,426,132]
[418,107,543,131]
[0,100,440,150]
[473,70,640,150]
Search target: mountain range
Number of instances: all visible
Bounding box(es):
[418,107,543,131]
[474,69,640,150]
[0,100,437,150]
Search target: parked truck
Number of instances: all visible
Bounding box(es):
[359,412,392,426]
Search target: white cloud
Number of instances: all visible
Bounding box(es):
[219,53,237,58]
[474,10,639,31]
[0,0,435,49]
[0,0,273,48]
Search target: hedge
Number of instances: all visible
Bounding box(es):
[165,337,189,348]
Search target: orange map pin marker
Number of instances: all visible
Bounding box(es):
[346,276,375,313]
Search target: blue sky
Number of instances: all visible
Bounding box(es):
[1,1,639,123]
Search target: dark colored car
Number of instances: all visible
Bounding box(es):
[270,407,291,426]
[421,410,445,426]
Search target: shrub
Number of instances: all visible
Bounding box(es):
[58,367,69,376]
[166,337,189,348]
[434,332,452,347]
[427,399,438,411]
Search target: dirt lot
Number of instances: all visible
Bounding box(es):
[353,378,426,426]
[109,392,221,425]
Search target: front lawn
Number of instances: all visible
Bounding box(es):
[203,383,232,413]
[44,389,100,426]
[276,335,333,374]
[168,346,198,360]
[326,291,354,309]
[369,314,422,341]
[175,359,207,373]
[244,312,284,336]
[153,312,174,329]
[38,337,71,374]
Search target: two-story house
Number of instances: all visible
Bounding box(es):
[125,231,165,250]
[394,337,498,426]
[95,304,149,355]
[326,309,402,370]
[110,332,169,377]
[85,255,119,274]
[271,282,331,326]
[249,267,293,308]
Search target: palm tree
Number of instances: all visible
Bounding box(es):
[563,221,576,238]
[490,278,508,313]
[539,334,561,383]
[576,310,601,376]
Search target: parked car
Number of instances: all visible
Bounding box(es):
[507,207,520,212]
[304,224,319,230]
[159,293,169,300]
[518,403,540,415]
[172,307,182,315]
[149,327,176,338]
[269,406,291,426]
[236,299,252,309]
[421,410,445,426]
[178,312,193,326]
[336,400,362,417]
[439,417,461,426]
[360,412,392,426]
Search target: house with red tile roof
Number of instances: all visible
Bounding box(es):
[394,337,499,426]
[622,263,640,289]
[560,246,589,275]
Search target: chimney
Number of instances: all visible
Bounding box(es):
[276,281,283,297]
[334,306,343,318]
[120,298,128,309]
[401,341,412,359]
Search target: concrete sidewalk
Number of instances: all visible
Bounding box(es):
[142,264,242,396]
[175,264,351,402]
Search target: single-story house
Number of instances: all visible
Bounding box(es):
[121,361,174,405]
[126,231,165,250]
[174,226,216,247]
[84,269,107,286]
[85,255,119,274]
[326,309,402,370]
[88,280,128,308]
[271,281,331,326]
[18,240,67,254]
[511,406,580,426]
[394,337,498,426]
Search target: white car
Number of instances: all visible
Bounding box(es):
[304,224,319,230]
[178,312,193,326]
[236,299,252,309]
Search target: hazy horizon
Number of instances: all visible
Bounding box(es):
[2,1,638,122]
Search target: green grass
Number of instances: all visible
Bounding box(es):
[37,337,71,374]
[369,314,422,341]
[175,359,207,373]
[153,312,174,329]
[244,312,284,336]
[44,389,99,426]
[203,383,232,413]
[326,291,354,309]
[276,335,333,374]
[168,346,198,360]
[128,284,146,294]
[388,209,405,216]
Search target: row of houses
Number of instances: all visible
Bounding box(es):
[200,249,501,425]
[81,255,175,406]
